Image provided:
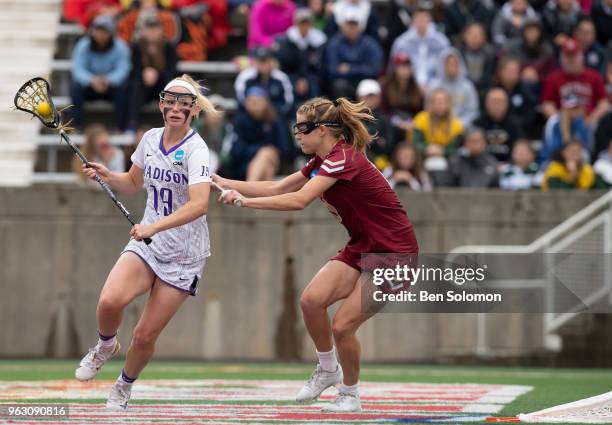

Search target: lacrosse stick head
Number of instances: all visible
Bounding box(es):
[14,77,61,128]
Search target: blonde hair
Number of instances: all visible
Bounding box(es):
[173,74,221,119]
[296,97,375,152]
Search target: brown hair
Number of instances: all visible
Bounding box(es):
[296,97,375,152]
[72,124,109,181]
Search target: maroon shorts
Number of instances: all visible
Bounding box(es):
[331,246,363,271]
[331,246,419,273]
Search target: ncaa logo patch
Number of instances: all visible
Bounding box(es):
[175,150,185,161]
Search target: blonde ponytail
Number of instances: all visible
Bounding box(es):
[297,97,375,152]
[174,74,221,119]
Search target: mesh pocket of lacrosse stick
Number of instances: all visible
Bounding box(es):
[13,77,63,129]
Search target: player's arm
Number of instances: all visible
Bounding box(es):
[230,175,336,211]
[82,163,144,194]
[213,171,308,197]
[131,182,210,241]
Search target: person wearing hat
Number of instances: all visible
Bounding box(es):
[227,86,290,180]
[324,10,383,98]
[275,7,327,104]
[234,45,295,118]
[541,93,591,164]
[382,53,424,146]
[356,79,390,166]
[541,37,610,127]
[70,14,132,131]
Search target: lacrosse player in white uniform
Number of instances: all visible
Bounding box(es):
[74,74,219,411]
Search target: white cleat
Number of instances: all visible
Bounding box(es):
[75,341,120,382]
[105,378,132,411]
[321,391,362,413]
[295,364,342,403]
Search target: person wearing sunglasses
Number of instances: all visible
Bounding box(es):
[213,97,418,413]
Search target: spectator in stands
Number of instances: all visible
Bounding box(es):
[275,8,327,105]
[541,38,609,128]
[475,88,523,163]
[430,48,479,127]
[128,12,178,130]
[234,46,295,117]
[593,140,612,187]
[389,7,450,90]
[412,88,464,159]
[73,124,125,183]
[541,0,583,50]
[64,0,122,29]
[307,0,333,31]
[382,53,424,145]
[441,127,499,188]
[388,142,432,191]
[324,0,379,40]
[541,93,591,164]
[384,0,412,48]
[70,14,131,131]
[172,0,231,51]
[227,86,289,180]
[542,140,594,190]
[592,0,612,46]
[117,0,180,44]
[356,79,390,167]
[491,0,539,47]
[504,18,556,89]
[248,0,297,49]
[573,16,607,76]
[494,57,538,132]
[499,140,542,189]
[324,11,383,99]
[443,0,494,45]
[594,110,612,156]
[458,22,496,101]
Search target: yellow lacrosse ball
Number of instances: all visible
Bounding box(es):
[36,102,52,118]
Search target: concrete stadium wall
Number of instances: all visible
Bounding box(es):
[0,186,604,361]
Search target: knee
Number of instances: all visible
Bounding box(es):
[300,293,325,315]
[130,327,159,351]
[331,319,354,342]
[97,295,124,316]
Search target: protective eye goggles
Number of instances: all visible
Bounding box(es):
[159,90,197,108]
[292,121,341,135]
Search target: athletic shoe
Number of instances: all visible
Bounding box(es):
[295,364,342,402]
[75,340,120,381]
[105,378,132,411]
[321,390,362,412]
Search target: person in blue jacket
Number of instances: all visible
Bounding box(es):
[323,11,383,99]
[227,86,290,180]
[70,14,131,131]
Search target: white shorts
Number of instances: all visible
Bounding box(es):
[122,240,207,296]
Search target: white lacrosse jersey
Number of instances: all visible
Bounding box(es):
[131,127,212,263]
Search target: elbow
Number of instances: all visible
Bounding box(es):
[291,198,308,211]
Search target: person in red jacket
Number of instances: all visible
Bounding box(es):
[541,38,610,127]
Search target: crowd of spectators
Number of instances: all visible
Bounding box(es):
[63,0,612,189]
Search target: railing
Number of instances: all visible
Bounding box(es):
[448,190,612,355]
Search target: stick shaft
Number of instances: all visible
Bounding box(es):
[59,130,152,244]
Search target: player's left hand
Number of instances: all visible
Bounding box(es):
[219,189,246,206]
[131,223,158,241]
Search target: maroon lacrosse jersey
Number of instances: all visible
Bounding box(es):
[301,141,418,269]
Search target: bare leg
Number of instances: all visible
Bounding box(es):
[97,253,156,336]
[332,278,373,386]
[299,261,361,352]
[122,279,188,378]
[246,146,280,181]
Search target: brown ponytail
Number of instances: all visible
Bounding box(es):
[297,97,375,152]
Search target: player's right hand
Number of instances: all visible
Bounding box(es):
[82,162,110,182]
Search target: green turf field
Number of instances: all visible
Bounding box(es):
[0,360,610,423]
